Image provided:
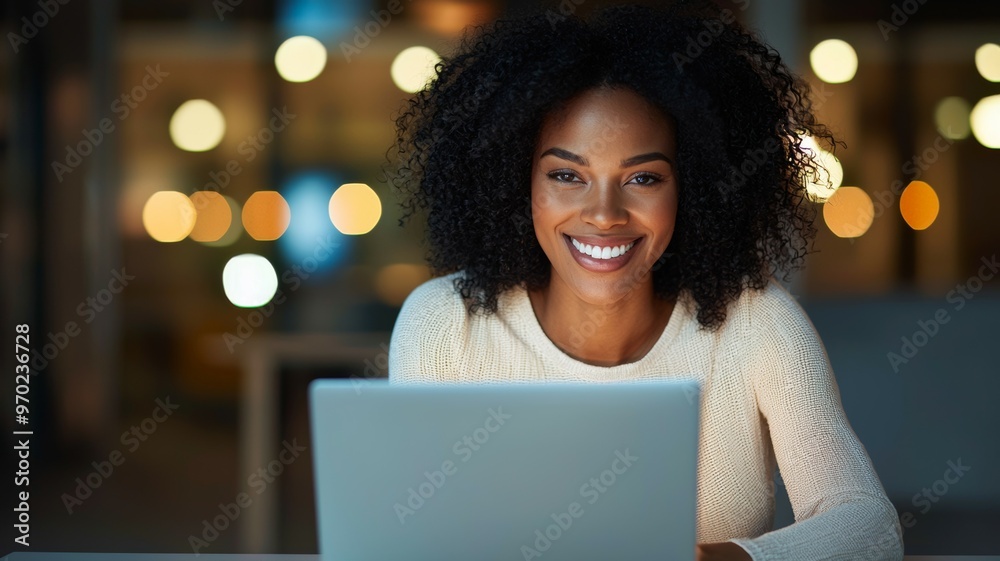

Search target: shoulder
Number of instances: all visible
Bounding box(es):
[399,271,471,320]
[391,270,472,343]
[388,271,472,383]
[722,278,833,385]
[725,277,818,342]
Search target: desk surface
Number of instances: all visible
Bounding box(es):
[3,555,999,560]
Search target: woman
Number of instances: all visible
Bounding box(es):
[385,2,903,560]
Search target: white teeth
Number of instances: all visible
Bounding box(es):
[570,237,636,260]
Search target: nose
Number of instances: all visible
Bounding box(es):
[580,180,628,229]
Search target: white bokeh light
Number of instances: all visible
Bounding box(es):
[800,135,844,202]
[975,43,1000,82]
[169,99,226,152]
[275,35,328,83]
[390,46,441,93]
[970,95,1000,149]
[222,254,279,308]
[810,39,858,84]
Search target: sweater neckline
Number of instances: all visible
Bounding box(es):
[510,284,689,380]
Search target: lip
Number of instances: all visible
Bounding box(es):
[568,234,642,246]
[563,234,642,273]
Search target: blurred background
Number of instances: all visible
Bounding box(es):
[1,0,998,555]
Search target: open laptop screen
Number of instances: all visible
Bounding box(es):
[309,379,700,561]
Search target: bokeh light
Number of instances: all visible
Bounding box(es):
[809,39,858,84]
[975,43,1000,82]
[970,95,1000,148]
[899,181,940,230]
[280,172,350,274]
[142,191,196,242]
[934,97,971,140]
[275,35,327,83]
[375,264,431,306]
[277,0,362,39]
[800,135,844,202]
[203,196,244,247]
[390,46,441,93]
[329,183,382,235]
[413,1,496,36]
[188,191,232,243]
[222,254,279,308]
[169,100,226,152]
[243,191,292,240]
[822,186,874,238]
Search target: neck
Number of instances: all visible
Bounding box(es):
[528,274,675,367]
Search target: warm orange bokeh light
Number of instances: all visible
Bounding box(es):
[242,191,291,241]
[413,0,497,36]
[899,181,940,231]
[142,191,196,242]
[189,191,233,242]
[329,183,382,235]
[822,186,874,238]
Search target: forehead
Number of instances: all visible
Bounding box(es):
[536,87,676,157]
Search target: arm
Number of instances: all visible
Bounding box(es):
[727,285,903,561]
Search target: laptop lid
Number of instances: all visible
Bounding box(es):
[309,378,700,561]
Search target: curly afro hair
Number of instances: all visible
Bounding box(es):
[388,1,835,330]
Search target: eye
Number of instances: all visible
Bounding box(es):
[628,173,663,186]
[547,171,581,183]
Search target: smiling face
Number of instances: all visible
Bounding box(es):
[530,86,679,306]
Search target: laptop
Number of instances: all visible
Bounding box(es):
[309,378,701,561]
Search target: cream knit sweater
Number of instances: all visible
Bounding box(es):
[388,271,904,560]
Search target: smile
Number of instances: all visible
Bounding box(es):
[570,237,636,260]
[563,235,642,273]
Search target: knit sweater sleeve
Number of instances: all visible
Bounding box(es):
[728,283,904,560]
[388,275,468,384]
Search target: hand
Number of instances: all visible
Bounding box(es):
[696,541,753,561]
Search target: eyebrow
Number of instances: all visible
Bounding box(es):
[540,147,673,167]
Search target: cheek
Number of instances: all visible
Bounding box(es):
[529,182,551,242]
[644,191,679,237]
[531,191,555,223]
[658,188,679,220]
[662,198,679,225]
[530,180,560,227]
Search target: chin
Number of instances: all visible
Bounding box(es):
[566,274,637,306]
